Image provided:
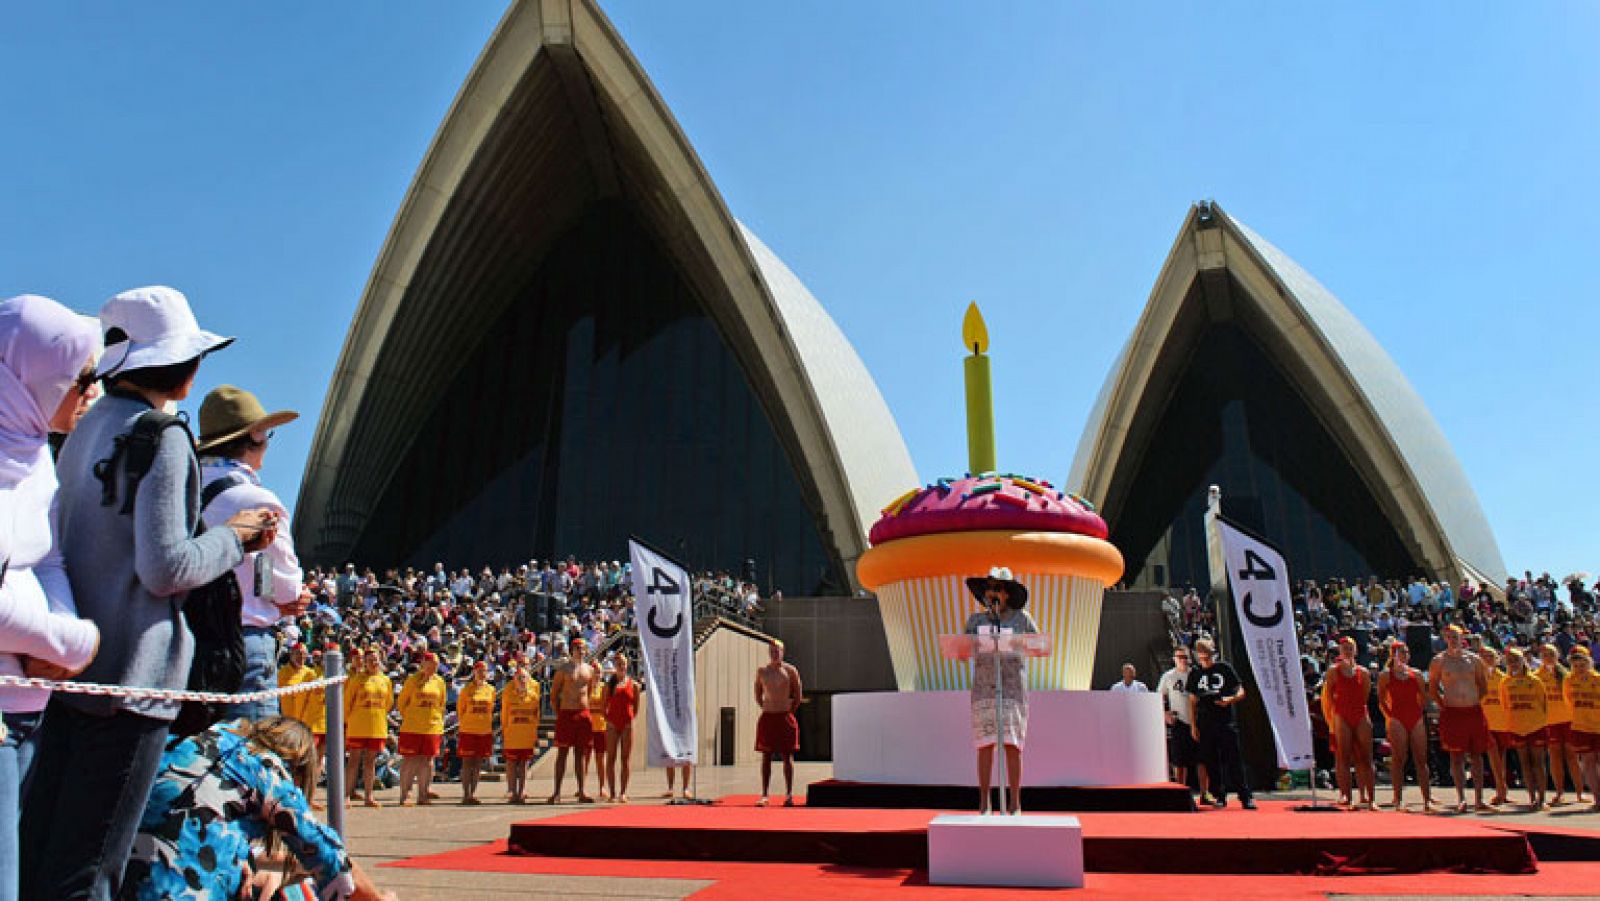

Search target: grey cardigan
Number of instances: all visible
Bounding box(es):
[54,394,244,720]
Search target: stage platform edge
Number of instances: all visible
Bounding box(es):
[1490,822,1600,861]
[805,778,1195,812]
[506,801,1538,875]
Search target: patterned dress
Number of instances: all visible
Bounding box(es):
[964,608,1039,749]
[120,725,354,900]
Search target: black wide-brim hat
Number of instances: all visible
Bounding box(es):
[965,566,1028,608]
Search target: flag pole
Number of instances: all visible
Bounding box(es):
[1298,647,1335,812]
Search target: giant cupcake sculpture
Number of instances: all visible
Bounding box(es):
[856,304,1124,692]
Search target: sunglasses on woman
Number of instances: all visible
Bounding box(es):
[72,365,98,396]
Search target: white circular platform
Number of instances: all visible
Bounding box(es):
[832,690,1168,786]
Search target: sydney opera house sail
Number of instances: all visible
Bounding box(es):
[293,0,915,593]
[1070,202,1506,591]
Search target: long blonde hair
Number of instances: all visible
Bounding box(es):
[234,716,318,796]
[1540,643,1568,686]
[227,716,320,872]
[1505,647,1529,675]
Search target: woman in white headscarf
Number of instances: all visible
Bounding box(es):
[0,294,102,901]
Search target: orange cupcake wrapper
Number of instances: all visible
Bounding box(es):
[858,530,1124,590]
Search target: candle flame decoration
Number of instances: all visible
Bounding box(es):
[962,301,989,354]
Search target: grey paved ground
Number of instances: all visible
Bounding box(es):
[348,760,831,900]
[343,768,1599,900]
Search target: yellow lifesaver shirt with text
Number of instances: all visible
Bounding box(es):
[1564,669,1600,734]
[399,673,448,735]
[457,682,497,736]
[344,672,394,740]
[1501,673,1548,736]
[1539,665,1571,724]
[501,682,542,750]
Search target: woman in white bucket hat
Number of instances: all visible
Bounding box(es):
[91,285,233,382]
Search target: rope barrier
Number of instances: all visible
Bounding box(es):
[0,673,347,705]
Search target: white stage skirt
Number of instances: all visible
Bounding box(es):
[833,690,1168,786]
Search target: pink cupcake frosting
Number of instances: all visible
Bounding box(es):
[868,474,1108,546]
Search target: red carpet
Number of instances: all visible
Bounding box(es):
[505,799,1537,874]
[386,841,1600,898]
[806,779,1195,812]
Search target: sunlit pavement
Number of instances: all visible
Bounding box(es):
[344,760,832,900]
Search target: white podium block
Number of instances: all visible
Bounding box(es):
[927,814,1084,888]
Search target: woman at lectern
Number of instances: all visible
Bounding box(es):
[963,567,1038,815]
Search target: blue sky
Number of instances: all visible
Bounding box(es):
[4,2,1596,578]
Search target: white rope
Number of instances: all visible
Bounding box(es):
[0,673,347,705]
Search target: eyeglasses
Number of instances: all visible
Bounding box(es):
[71,367,98,397]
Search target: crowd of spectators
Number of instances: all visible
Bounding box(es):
[272,558,768,789]
[1154,570,1600,803]
[284,559,767,683]
[1165,571,1600,679]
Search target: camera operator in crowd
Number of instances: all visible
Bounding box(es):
[193,384,312,722]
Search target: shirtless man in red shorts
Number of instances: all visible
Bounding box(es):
[1428,625,1492,812]
[548,638,598,804]
[754,639,803,807]
[1324,636,1376,809]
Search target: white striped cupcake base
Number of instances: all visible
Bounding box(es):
[875,574,1106,691]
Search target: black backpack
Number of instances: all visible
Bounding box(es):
[94,405,250,736]
[171,472,251,736]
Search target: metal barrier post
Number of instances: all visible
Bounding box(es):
[324,649,347,838]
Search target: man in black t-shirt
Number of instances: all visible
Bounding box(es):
[1185,638,1256,809]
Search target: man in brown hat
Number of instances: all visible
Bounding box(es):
[195,384,310,720]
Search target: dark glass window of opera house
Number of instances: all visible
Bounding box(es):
[346,201,844,596]
[1107,283,1420,590]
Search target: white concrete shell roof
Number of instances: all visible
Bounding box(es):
[1070,202,1505,586]
[294,0,915,580]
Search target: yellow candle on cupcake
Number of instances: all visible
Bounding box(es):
[963,302,996,475]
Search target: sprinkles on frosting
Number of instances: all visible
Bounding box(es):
[880,487,923,517]
[868,473,1107,546]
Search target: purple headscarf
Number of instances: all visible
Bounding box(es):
[0,295,101,488]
